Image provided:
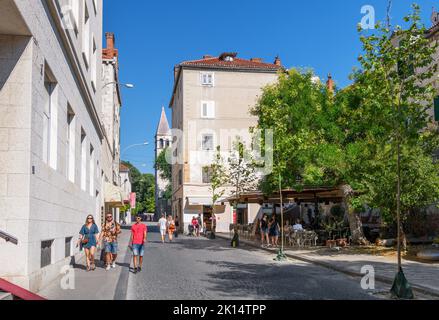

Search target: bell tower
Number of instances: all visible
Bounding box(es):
[155,107,172,219]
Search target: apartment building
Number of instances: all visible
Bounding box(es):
[0,0,104,291]
[169,52,281,233]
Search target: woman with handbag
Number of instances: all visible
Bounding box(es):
[77,215,100,272]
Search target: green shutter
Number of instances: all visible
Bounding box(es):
[435,96,439,122]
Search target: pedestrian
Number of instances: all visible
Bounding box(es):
[77,215,100,272]
[197,213,203,236]
[99,213,121,271]
[260,214,270,248]
[130,214,147,274]
[167,215,176,242]
[158,214,167,243]
[191,216,199,237]
[268,215,280,247]
[175,216,179,238]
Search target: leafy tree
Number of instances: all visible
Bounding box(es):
[122,161,156,213]
[209,146,228,234]
[227,138,259,208]
[155,148,172,200]
[351,4,439,261]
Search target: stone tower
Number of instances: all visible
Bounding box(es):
[155,107,172,219]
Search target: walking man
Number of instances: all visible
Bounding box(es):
[158,214,167,243]
[100,213,122,271]
[130,214,147,274]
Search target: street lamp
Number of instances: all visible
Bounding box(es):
[102,82,135,89]
[121,142,149,157]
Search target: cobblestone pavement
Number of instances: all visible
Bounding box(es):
[125,224,387,300]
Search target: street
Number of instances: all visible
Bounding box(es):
[122,223,384,300]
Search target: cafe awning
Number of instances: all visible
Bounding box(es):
[104,182,125,208]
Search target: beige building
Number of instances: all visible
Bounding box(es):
[0,0,104,291]
[169,53,282,233]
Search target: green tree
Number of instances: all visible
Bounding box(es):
[227,137,259,208]
[209,146,228,234]
[155,148,172,200]
[351,4,439,271]
[122,161,156,213]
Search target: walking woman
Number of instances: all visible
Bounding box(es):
[260,214,270,248]
[268,215,280,247]
[77,215,100,271]
[167,215,176,242]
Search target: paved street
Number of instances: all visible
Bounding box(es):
[123,223,385,300]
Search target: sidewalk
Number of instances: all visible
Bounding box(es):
[217,233,439,298]
[38,227,132,300]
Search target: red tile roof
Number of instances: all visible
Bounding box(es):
[179,53,282,71]
[120,163,130,172]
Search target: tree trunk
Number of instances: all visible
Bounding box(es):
[341,184,369,245]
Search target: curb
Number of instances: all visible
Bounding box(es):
[216,234,439,299]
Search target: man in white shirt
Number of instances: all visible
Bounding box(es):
[158,214,167,244]
[293,220,304,232]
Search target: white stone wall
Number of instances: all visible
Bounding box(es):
[0,0,104,292]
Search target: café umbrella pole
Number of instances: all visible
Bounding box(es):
[275,171,287,261]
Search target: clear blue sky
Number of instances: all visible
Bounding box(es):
[103,0,436,174]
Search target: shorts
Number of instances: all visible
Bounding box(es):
[261,227,268,234]
[132,244,145,257]
[104,242,118,254]
[160,229,167,236]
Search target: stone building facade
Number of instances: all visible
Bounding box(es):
[0,0,104,292]
[169,53,281,233]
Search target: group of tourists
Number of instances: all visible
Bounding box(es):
[76,212,178,275]
[158,214,178,243]
[189,214,203,237]
[259,214,304,248]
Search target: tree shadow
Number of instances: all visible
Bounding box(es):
[199,260,381,300]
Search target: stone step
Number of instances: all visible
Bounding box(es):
[0,291,13,300]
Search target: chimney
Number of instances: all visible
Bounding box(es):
[251,58,263,63]
[274,55,282,67]
[103,32,118,59]
[203,55,213,60]
[326,74,335,93]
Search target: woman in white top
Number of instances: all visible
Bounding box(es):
[158,214,168,244]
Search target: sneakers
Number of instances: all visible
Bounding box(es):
[111,262,116,269]
[137,267,142,273]
[105,265,111,271]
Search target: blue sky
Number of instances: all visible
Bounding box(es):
[103,0,437,174]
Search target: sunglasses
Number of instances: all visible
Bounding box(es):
[87,217,93,220]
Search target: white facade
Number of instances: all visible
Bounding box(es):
[0,0,104,292]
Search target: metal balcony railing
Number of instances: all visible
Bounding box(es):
[0,230,18,245]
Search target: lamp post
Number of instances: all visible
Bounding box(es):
[121,142,149,158]
[102,82,135,89]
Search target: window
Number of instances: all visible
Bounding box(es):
[91,36,97,91]
[92,0,98,14]
[434,96,439,122]
[67,106,76,183]
[80,129,87,191]
[68,0,79,35]
[89,145,95,197]
[82,1,90,68]
[159,139,164,149]
[202,167,213,184]
[178,169,183,186]
[201,134,214,151]
[65,237,72,258]
[201,101,215,119]
[43,66,58,170]
[41,240,54,268]
[200,72,214,86]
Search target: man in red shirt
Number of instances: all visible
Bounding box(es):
[130,214,147,274]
